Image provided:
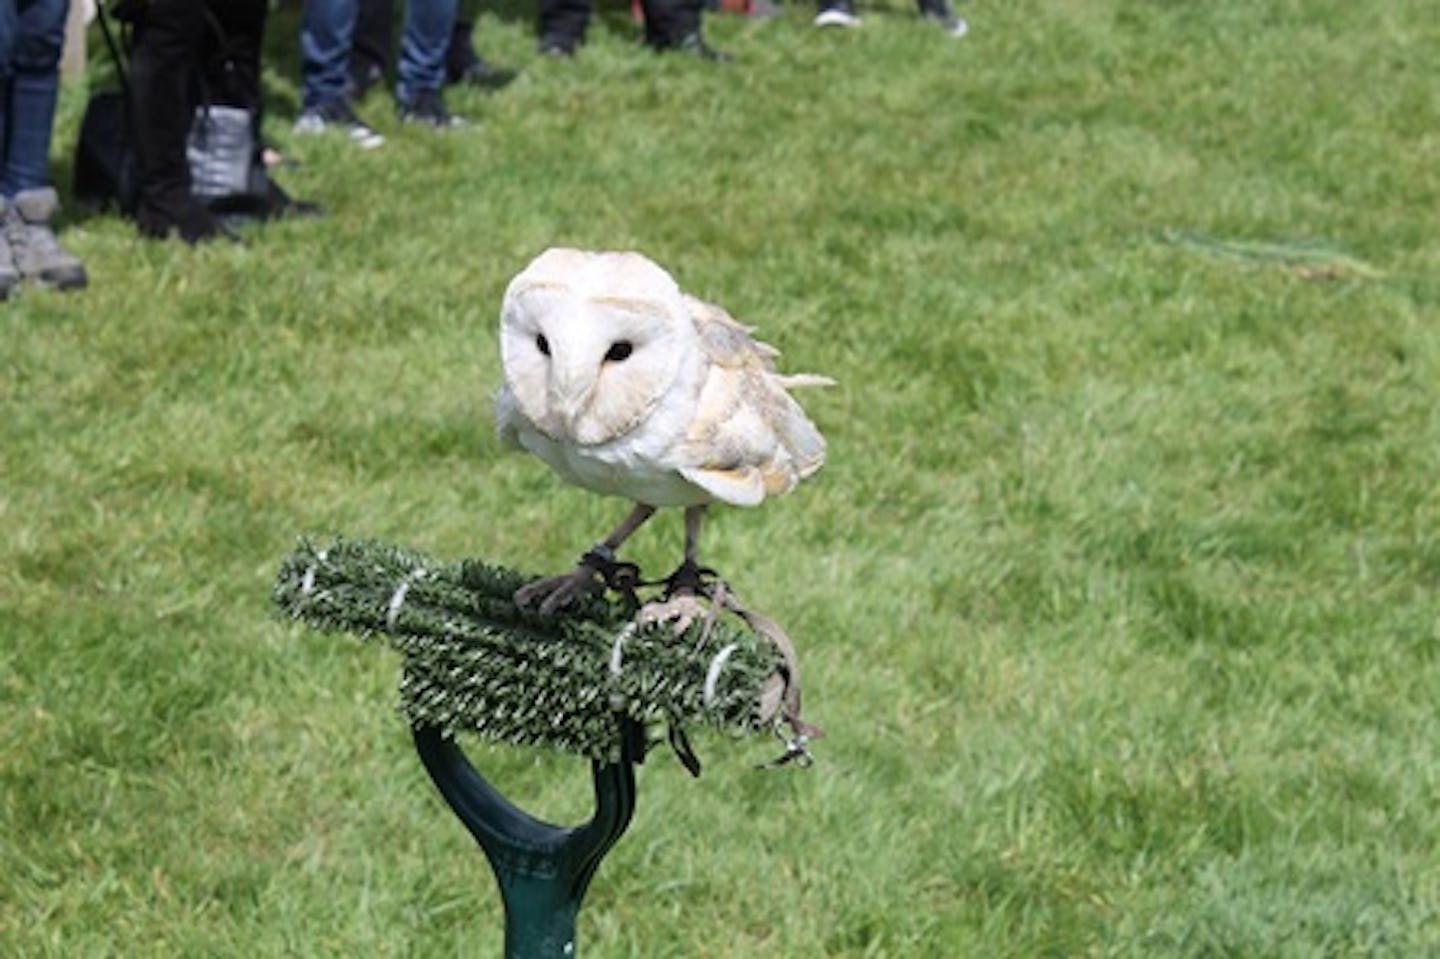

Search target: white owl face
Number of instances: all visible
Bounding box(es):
[500,249,700,447]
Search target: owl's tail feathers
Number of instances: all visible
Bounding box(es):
[777,396,829,484]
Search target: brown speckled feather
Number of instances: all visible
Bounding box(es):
[678,297,832,506]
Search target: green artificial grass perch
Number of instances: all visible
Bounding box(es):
[273,537,809,765]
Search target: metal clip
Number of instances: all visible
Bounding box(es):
[759,726,814,770]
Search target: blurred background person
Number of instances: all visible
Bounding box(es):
[538,0,728,60]
[121,0,318,243]
[294,0,463,143]
[348,0,508,96]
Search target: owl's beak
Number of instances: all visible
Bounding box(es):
[549,362,598,436]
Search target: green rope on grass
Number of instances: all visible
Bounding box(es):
[273,538,787,762]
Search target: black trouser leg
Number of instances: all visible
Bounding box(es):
[445,17,475,78]
[127,0,200,209]
[202,0,267,113]
[640,0,701,47]
[351,0,394,90]
[128,0,227,239]
[537,0,591,50]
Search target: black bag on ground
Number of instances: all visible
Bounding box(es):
[74,89,140,213]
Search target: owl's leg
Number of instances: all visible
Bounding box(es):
[668,505,713,594]
[514,504,656,614]
[637,506,719,637]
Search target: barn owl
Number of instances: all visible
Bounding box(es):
[496,247,832,614]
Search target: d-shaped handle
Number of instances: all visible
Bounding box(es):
[413,721,642,957]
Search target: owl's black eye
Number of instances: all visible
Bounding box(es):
[536,334,550,356]
[604,340,633,363]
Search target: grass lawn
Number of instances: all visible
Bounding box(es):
[4,0,1439,954]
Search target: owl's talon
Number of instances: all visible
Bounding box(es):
[515,543,649,613]
[636,594,709,637]
[660,559,719,599]
[514,565,605,614]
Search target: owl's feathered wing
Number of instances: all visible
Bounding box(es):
[674,297,832,507]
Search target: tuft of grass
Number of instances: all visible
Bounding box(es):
[5,1,1440,955]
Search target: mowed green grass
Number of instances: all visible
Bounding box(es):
[4,1,1440,954]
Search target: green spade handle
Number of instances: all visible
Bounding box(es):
[413,720,642,957]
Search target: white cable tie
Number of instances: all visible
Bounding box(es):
[609,623,636,677]
[703,642,741,709]
[386,568,426,630]
[300,548,328,596]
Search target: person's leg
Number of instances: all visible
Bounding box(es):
[299,0,359,109]
[641,0,726,58]
[3,0,85,286]
[395,0,458,120]
[917,0,966,37]
[128,0,200,202]
[295,0,384,147]
[444,11,510,87]
[536,0,590,54]
[1,0,65,196]
[1,0,22,296]
[350,0,394,95]
[0,0,15,158]
[204,0,267,112]
[128,0,233,242]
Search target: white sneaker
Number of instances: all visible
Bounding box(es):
[919,0,968,37]
[815,2,861,27]
[293,100,385,150]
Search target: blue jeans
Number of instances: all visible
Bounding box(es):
[0,0,66,196]
[301,0,456,108]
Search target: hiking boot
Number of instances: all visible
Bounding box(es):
[814,0,861,27]
[918,0,968,36]
[5,188,87,290]
[398,90,465,128]
[0,204,19,300]
[293,99,386,150]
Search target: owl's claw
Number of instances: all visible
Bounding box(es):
[514,565,605,615]
[636,594,710,637]
[514,546,643,614]
[637,566,728,642]
[659,559,718,598]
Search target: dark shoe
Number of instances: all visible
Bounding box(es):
[208,179,324,224]
[454,58,516,89]
[136,189,239,245]
[0,203,19,299]
[261,181,324,221]
[446,17,511,85]
[538,36,577,57]
[671,32,732,62]
[918,0,968,36]
[397,89,465,128]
